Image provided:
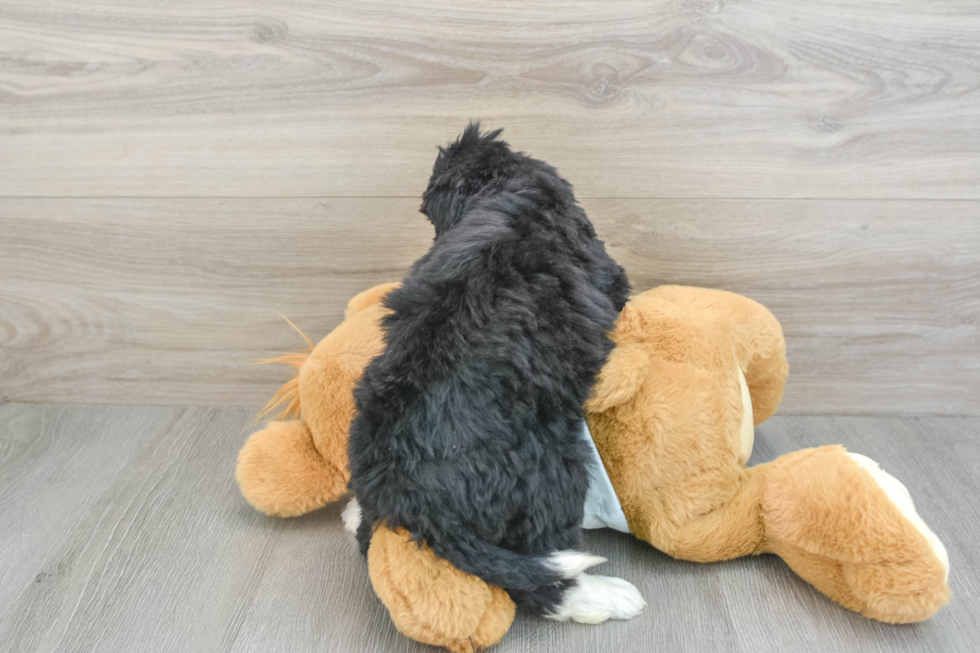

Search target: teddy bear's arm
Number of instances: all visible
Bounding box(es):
[367,526,515,653]
[236,420,348,517]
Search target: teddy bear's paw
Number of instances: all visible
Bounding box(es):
[839,453,951,623]
[762,446,952,623]
[236,421,348,517]
[845,453,949,581]
[547,574,646,624]
[841,557,952,624]
[368,527,516,652]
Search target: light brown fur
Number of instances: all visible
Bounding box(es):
[586,287,949,623]
[369,527,515,653]
[236,284,394,517]
[237,284,950,649]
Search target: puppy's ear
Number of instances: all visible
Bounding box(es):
[585,345,650,413]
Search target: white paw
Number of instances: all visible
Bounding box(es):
[546,550,607,579]
[847,453,949,581]
[547,574,646,624]
[341,497,361,535]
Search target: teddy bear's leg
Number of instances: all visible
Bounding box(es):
[762,446,950,623]
[651,466,770,563]
[367,526,516,653]
[236,420,348,517]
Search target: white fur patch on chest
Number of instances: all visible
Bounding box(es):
[580,421,631,533]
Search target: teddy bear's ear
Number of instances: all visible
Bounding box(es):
[585,344,650,413]
[344,282,401,319]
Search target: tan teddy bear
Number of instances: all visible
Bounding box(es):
[236,283,950,652]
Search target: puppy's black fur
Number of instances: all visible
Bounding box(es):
[348,124,630,616]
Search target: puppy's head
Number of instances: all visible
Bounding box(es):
[421,122,520,236]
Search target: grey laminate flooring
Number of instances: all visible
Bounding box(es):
[0,404,976,653]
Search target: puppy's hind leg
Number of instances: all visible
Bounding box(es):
[545,573,646,624]
[511,514,644,622]
[509,570,645,624]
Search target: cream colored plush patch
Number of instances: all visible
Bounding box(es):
[847,453,950,582]
[738,367,754,465]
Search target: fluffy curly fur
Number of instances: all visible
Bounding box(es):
[348,124,631,617]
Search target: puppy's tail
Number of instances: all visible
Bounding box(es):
[429,533,605,592]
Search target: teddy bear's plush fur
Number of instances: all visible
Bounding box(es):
[237,282,398,518]
[237,283,950,653]
[586,286,948,624]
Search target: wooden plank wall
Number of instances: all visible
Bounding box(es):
[1,1,978,414]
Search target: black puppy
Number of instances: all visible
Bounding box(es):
[346,124,643,622]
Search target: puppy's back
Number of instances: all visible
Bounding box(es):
[348,125,630,608]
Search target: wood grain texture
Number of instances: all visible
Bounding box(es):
[1,1,979,198]
[2,198,977,414]
[0,404,977,652]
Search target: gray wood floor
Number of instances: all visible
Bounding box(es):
[0,403,976,653]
